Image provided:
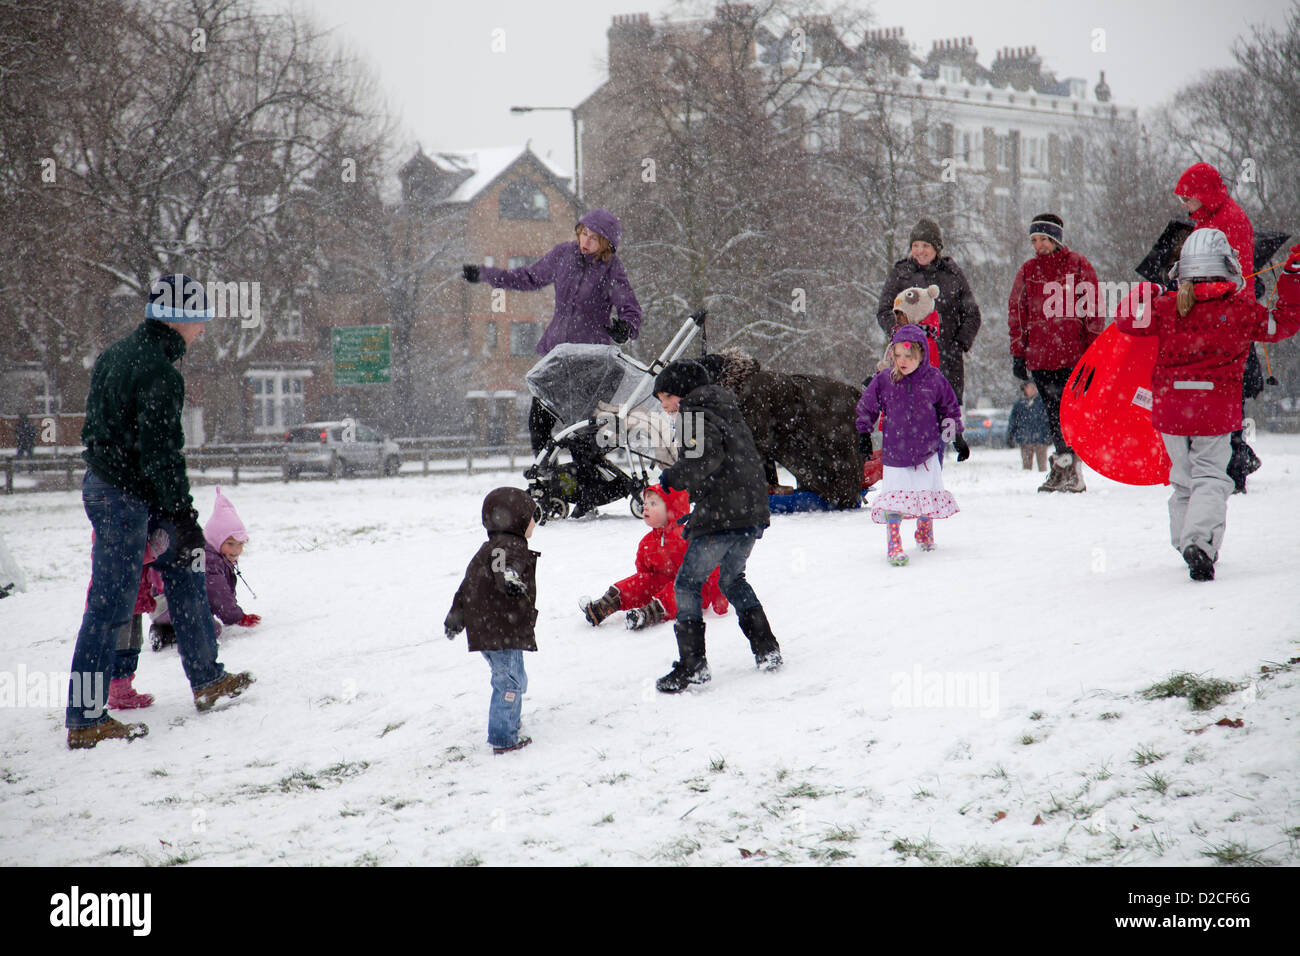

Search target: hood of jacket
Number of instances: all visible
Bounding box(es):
[578,208,622,250]
[890,323,933,366]
[482,486,534,537]
[1175,163,1229,220]
[204,485,248,549]
[643,483,690,526]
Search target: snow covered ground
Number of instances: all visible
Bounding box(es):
[2,436,1298,867]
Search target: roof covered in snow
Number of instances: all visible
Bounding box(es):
[425,146,573,204]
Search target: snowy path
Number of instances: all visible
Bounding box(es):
[2,437,1297,866]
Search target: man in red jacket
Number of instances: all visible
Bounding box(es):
[1009,213,1102,492]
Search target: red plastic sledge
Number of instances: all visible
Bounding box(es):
[1059,317,1171,486]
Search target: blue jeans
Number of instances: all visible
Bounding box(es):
[481,650,528,748]
[674,528,761,623]
[66,471,224,728]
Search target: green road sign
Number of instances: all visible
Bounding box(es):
[332,325,391,385]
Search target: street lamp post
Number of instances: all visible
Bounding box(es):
[509,105,581,204]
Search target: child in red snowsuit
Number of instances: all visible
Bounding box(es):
[580,484,728,630]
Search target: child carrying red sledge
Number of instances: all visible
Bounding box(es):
[580,484,728,630]
[1114,231,1300,581]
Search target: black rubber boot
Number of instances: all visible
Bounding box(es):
[737,606,783,671]
[656,620,710,693]
[149,621,176,651]
[1182,545,1215,582]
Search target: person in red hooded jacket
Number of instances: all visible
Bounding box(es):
[580,484,728,630]
[1114,231,1300,581]
[1174,161,1269,491]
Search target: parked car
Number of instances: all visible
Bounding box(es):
[962,408,1010,447]
[283,421,402,478]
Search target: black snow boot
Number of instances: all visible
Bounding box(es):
[149,621,176,651]
[1182,545,1215,582]
[737,606,783,671]
[581,586,621,626]
[656,620,710,693]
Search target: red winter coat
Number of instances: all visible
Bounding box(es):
[615,485,727,618]
[1009,247,1103,370]
[1175,163,1254,278]
[1113,273,1300,435]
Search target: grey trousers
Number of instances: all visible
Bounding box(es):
[1161,433,1233,560]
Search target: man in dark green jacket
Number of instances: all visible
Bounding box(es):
[67,274,252,749]
[653,360,782,694]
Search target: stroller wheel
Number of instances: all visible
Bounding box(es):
[539,498,570,523]
[629,491,645,519]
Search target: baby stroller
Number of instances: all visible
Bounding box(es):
[523,311,707,522]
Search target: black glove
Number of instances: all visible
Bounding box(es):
[953,434,971,462]
[857,431,873,457]
[606,317,631,344]
[173,509,206,567]
[444,626,461,641]
[1012,357,1028,381]
[462,264,480,283]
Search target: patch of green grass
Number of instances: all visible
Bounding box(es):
[1199,841,1269,866]
[658,837,701,863]
[453,852,483,867]
[599,771,630,786]
[954,846,1017,867]
[1141,672,1241,711]
[1028,710,1044,721]
[984,765,1009,780]
[379,721,405,738]
[809,846,854,862]
[890,836,943,864]
[685,777,711,793]
[277,760,369,793]
[1092,760,1114,782]
[774,767,790,782]
[708,755,727,773]
[782,781,828,799]
[822,825,858,843]
[1098,711,1121,720]
[353,852,383,866]
[1131,746,1166,767]
[1184,747,1206,765]
[1142,772,1170,796]
[913,788,934,801]
[443,746,467,763]
[338,805,364,818]
[594,813,615,826]
[379,794,414,810]
[149,768,168,777]
[1020,734,1037,745]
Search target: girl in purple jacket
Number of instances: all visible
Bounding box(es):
[856,325,969,566]
[463,208,643,517]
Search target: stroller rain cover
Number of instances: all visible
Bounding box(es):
[525,344,678,466]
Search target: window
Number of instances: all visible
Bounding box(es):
[484,320,498,355]
[276,306,304,342]
[960,131,973,165]
[509,321,541,356]
[507,256,531,270]
[2,371,58,416]
[248,371,309,433]
[996,135,1009,169]
[498,180,549,220]
[483,256,496,268]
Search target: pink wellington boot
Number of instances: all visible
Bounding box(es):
[108,676,155,710]
[915,518,935,552]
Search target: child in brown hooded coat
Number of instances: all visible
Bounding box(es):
[444,487,540,754]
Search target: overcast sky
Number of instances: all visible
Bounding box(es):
[287,0,1292,175]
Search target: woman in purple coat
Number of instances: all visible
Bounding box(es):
[463,208,643,516]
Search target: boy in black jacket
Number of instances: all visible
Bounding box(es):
[653,361,782,693]
[445,487,540,754]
